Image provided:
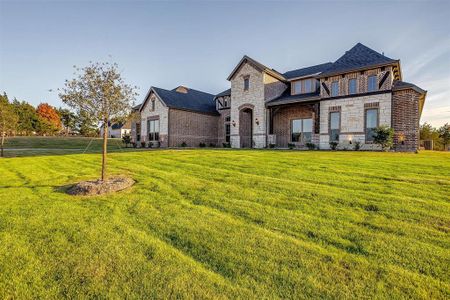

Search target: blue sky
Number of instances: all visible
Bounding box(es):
[1,0,449,126]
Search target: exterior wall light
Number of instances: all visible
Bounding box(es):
[232,120,236,127]
[255,118,259,125]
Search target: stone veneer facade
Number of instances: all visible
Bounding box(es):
[319,92,392,150]
[229,62,287,148]
[140,93,169,147]
[229,62,266,148]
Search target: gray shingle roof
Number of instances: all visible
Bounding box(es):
[392,80,426,94]
[319,43,397,77]
[283,62,333,79]
[215,88,231,98]
[266,89,320,107]
[151,86,218,115]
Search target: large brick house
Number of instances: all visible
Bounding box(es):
[132,43,426,151]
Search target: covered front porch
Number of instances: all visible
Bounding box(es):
[267,97,321,149]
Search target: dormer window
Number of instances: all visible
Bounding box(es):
[292,78,316,95]
[224,98,228,107]
[304,79,312,93]
[244,76,250,91]
[293,81,302,94]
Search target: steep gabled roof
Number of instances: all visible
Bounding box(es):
[319,43,398,77]
[227,55,286,81]
[214,88,231,99]
[139,86,218,115]
[283,62,333,80]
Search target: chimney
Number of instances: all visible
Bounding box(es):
[175,86,189,94]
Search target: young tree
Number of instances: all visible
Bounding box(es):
[59,62,137,180]
[0,96,18,157]
[373,125,394,151]
[438,123,450,151]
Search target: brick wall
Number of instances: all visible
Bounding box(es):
[320,66,393,98]
[168,108,219,147]
[272,104,318,148]
[392,89,420,152]
[217,110,230,147]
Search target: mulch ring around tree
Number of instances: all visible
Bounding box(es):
[66,176,135,196]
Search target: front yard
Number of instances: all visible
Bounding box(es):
[0,149,449,298]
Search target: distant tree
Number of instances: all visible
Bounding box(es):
[75,110,98,137]
[59,62,137,181]
[0,95,18,157]
[420,122,443,150]
[57,107,77,136]
[438,123,450,151]
[11,100,38,135]
[36,103,61,135]
[373,125,394,151]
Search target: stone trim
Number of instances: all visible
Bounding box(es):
[364,102,379,108]
[238,103,255,111]
[329,106,341,112]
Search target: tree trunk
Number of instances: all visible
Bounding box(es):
[1,131,4,158]
[101,119,108,181]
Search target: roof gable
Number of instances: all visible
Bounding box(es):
[227,55,286,81]
[320,43,398,77]
[139,86,218,115]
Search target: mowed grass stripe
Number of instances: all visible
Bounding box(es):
[0,150,449,298]
[110,152,449,281]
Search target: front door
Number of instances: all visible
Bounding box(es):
[239,108,253,148]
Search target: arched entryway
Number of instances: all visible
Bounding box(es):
[239,106,253,148]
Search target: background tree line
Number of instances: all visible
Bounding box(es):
[0,92,99,137]
[420,122,450,151]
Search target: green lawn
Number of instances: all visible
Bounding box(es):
[0,149,449,298]
[2,136,134,157]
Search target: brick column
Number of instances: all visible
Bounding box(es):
[392,89,420,152]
